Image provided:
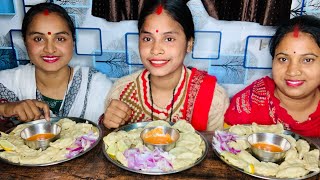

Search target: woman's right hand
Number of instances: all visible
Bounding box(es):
[0,99,50,122]
[103,99,132,129]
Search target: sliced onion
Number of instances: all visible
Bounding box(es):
[212,130,241,154]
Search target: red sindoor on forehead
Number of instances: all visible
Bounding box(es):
[293,25,299,38]
[43,9,49,15]
[156,5,163,15]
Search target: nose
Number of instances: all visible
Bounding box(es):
[43,39,57,54]
[286,61,302,76]
[150,41,164,55]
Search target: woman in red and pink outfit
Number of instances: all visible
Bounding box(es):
[225,15,320,137]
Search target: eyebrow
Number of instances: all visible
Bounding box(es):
[275,52,319,57]
[140,30,180,35]
[27,31,71,36]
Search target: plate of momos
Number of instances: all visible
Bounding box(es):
[0,117,101,166]
[212,123,320,179]
[102,120,208,175]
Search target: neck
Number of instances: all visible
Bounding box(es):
[36,66,71,88]
[275,88,320,113]
[149,66,182,92]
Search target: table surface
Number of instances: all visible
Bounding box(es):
[0,123,319,180]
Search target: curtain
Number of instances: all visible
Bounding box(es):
[92,0,292,26]
[91,0,143,22]
[201,0,292,26]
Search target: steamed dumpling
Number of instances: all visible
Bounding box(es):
[237,150,259,165]
[229,125,252,135]
[254,162,279,176]
[144,120,171,128]
[251,123,284,134]
[276,166,309,178]
[303,149,320,172]
[296,139,310,159]
[172,120,195,133]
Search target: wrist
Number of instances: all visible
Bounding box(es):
[0,99,9,116]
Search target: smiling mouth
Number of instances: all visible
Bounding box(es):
[286,80,304,87]
[43,56,59,63]
[149,60,169,67]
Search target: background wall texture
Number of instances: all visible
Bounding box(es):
[0,0,319,96]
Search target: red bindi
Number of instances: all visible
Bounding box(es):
[48,32,51,35]
[156,30,159,33]
[43,9,49,16]
[156,5,163,15]
[293,25,299,38]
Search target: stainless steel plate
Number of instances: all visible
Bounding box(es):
[212,130,320,180]
[0,117,102,166]
[102,122,208,175]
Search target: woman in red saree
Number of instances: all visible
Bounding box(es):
[225,15,320,137]
[102,0,229,131]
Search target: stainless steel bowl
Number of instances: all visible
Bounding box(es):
[20,122,61,150]
[247,133,291,162]
[140,126,180,152]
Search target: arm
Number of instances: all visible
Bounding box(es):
[0,83,50,122]
[103,75,135,129]
[207,83,230,131]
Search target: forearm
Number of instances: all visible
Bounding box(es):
[207,84,230,131]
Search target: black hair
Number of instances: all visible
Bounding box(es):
[138,0,194,41]
[21,3,75,41]
[269,15,320,58]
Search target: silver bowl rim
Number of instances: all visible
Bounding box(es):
[20,122,62,142]
[247,132,291,153]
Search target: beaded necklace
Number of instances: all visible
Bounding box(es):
[148,74,176,122]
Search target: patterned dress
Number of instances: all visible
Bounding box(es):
[105,66,229,131]
[225,76,320,137]
[0,64,112,124]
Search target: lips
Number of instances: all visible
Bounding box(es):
[149,59,169,67]
[285,80,304,87]
[42,56,59,63]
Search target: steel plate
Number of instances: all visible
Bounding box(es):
[212,129,320,180]
[0,117,102,166]
[102,121,208,175]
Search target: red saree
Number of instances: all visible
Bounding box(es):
[224,76,320,137]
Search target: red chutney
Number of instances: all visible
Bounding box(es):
[252,142,283,152]
[26,133,55,141]
[143,128,173,144]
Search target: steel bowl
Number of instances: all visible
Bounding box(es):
[247,133,291,162]
[20,122,61,150]
[140,126,180,152]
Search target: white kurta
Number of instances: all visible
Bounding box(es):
[0,64,112,123]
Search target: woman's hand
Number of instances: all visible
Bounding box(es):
[0,99,50,122]
[103,99,132,129]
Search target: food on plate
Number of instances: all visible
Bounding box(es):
[142,127,173,144]
[252,142,283,153]
[0,118,99,165]
[103,120,205,172]
[0,140,16,151]
[212,123,320,179]
[26,133,55,141]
